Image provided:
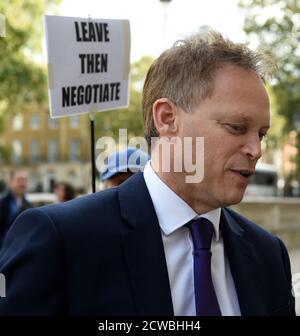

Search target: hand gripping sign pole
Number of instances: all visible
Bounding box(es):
[45,15,131,193]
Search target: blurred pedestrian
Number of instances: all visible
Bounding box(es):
[54,182,76,202]
[0,170,32,247]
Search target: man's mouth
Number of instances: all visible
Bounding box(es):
[230,169,254,179]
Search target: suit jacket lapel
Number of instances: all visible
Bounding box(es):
[221,208,266,315]
[118,173,174,316]
[118,175,267,315]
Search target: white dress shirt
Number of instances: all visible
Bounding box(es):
[143,161,241,316]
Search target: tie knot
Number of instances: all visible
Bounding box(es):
[187,217,214,250]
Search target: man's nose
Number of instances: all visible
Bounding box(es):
[240,133,262,161]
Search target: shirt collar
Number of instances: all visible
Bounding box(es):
[143,161,221,240]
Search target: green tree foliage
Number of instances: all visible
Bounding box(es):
[0,0,61,115]
[238,0,300,132]
[95,56,154,140]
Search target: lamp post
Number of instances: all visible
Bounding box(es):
[159,0,172,49]
[294,112,300,196]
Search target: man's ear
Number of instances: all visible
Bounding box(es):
[152,98,179,138]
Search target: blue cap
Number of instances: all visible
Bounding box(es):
[100,147,150,181]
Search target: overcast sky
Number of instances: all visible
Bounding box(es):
[60,0,246,62]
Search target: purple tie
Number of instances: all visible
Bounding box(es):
[187,217,221,316]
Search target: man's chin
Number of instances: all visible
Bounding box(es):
[222,191,245,207]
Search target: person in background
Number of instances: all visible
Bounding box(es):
[0,170,32,247]
[54,182,76,202]
[100,147,150,188]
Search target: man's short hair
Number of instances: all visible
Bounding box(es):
[142,31,276,146]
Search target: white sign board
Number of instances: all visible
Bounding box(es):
[44,15,130,118]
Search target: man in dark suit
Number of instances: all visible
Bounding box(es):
[0,170,32,248]
[0,31,296,315]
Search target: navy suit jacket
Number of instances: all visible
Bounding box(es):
[0,173,295,315]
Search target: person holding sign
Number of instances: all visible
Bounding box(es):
[0,31,295,316]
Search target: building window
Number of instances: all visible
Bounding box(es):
[12,114,23,130]
[31,114,40,129]
[69,139,81,161]
[48,117,58,129]
[48,139,58,162]
[30,140,40,163]
[12,141,22,164]
[70,115,80,128]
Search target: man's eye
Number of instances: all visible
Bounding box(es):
[223,123,246,134]
[259,132,267,141]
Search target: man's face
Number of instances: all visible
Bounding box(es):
[9,171,28,197]
[177,64,270,209]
